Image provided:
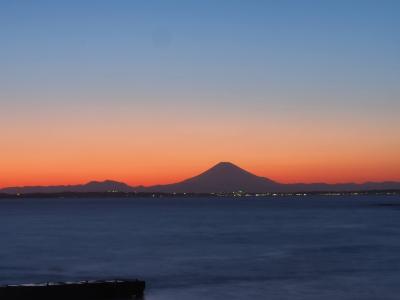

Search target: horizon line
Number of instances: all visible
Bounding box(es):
[1,161,399,189]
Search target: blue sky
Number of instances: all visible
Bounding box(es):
[2,0,399,97]
[1,1,399,185]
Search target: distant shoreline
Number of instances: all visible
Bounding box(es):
[0,190,399,199]
[2,162,400,195]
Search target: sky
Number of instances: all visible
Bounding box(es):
[1,0,399,187]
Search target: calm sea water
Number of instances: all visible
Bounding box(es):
[1,196,400,299]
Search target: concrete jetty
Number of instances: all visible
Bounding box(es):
[0,279,145,299]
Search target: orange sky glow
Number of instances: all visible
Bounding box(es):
[1,1,400,188]
[1,100,399,188]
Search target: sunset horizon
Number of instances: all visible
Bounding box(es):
[2,2,400,299]
[1,159,400,189]
[2,1,399,190]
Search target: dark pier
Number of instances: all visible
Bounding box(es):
[0,279,145,300]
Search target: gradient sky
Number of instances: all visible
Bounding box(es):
[1,0,399,187]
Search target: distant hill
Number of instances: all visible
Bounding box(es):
[0,180,135,194]
[280,181,400,193]
[1,162,400,194]
[138,162,400,193]
[141,162,280,193]
[139,162,400,193]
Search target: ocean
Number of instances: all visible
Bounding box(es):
[1,196,400,299]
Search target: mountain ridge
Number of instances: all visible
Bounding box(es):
[0,180,134,194]
[1,162,400,194]
[140,162,279,193]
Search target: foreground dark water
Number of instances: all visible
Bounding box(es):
[1,196,400,299]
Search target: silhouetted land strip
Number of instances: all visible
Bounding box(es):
[0,279,145,300]
[2,162,400,195]
[0,190,399,199]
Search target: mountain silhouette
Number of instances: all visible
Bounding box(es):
[0,180,134,194]
[1,162,400,194]
[140,162,400,193]
[142,162,280,193]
